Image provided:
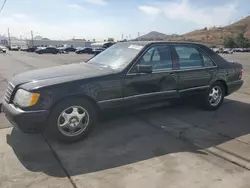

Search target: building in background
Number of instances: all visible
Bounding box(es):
[26,39,92,48]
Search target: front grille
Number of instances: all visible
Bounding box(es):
[4,82,15,103]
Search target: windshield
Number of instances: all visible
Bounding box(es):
[87,43,145,70]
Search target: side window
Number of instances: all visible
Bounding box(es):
[142,48,154,62]
[174,45,202,69]
[138,45,172,72]
[202,53,215,67]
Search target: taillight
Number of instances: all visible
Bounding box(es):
[239,70,243,79]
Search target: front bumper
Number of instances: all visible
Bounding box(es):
[1,100,49,132]
[227,80,244,95]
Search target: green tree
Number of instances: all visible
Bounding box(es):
[235,33,250,48]
[223,36,236,48]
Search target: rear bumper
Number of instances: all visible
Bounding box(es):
[1,100,49,132]
[227,80,244,95]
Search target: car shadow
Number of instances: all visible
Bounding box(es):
[6,97,250,177]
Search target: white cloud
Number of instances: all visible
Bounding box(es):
[68,4,84,10]
[84,0,106,5]
[138,6,161,16]
[139,0,237,27]
[68,4,96,14]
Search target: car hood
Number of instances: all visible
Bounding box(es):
[11,62,114,87]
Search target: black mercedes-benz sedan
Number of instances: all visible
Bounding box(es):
[1,41,244,142]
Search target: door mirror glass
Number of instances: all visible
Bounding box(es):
[136,65,153,73]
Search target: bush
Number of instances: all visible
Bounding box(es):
[223,36,236,48]
[223,33,250,48]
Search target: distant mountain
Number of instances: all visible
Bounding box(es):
[136,31,170,41]
[34,36,43,40]
[135,15,250,46]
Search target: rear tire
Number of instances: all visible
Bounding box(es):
[47,97,97,143]
[203,82,225,110]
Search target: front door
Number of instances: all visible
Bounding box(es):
[123,44,178,105]
[172,44,217,93]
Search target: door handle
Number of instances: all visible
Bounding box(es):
[170,72,177,79]
[208,69,214,73]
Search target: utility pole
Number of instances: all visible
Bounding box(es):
[31,30,34,46]
[7,28,11,47]
[138,32,140,41]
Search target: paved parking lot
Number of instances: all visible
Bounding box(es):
[0,51,250,188]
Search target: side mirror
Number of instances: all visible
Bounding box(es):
[136,65,153,74]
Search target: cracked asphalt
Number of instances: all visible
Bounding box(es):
[0,51,250,188]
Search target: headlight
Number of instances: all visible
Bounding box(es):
[13,89,40,107]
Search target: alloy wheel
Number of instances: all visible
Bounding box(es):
[57,106,89,137]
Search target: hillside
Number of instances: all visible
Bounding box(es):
[136,31,180,41]
[137,16,250,46]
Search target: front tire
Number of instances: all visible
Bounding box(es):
[48,98,97,143]
[203,82,225,110]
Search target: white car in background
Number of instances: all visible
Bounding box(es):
[0,46,7,53]
[10,45,19,51]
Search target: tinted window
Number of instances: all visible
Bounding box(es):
[138,45,172,71]
[202,52,215,67]
[174,45,202,69]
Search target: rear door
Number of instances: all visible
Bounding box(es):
[173,44,217,93]
[123,44,178,105]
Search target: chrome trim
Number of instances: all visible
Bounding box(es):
[98,90,177,104]
[98,85,210,104]
[97,97,123,104]
[174,66,217,72]
[5,82,15,103]
[179,85,209,92]
[127,69,174,76]
[9,103,47,113]
[124,90,176,100]
[127,66,217,76]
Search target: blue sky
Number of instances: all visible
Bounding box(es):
[0,0,250,40]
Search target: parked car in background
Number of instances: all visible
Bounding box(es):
[20,47,28,51]
[1,41,244,143]
[0,46,7,53]
[242,48,250,52]
[233,48,243,52]
[212,48,220,53]
[9,45,19,51]
[92,47,105,55]
[64,47,76,52]
[75,47,93,54]
[57,47,68,54]
[221,48,234,54]
[27,46,38,52]
[35,47,59,54]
